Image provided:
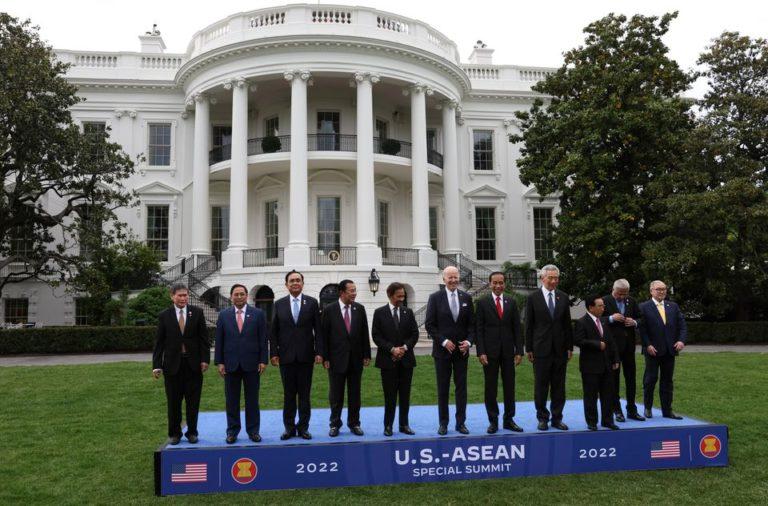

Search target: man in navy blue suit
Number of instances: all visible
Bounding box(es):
[215,284,268,443]
[638,280,687,420]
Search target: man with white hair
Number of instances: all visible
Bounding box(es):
[425,266,475,435]
[603,279,645,422]
[524,265,573,431]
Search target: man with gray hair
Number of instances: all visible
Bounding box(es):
[525,265,573,431]
[603,279,645,422]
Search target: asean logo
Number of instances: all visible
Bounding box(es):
[699,435,722,459]
[231,458,258,484]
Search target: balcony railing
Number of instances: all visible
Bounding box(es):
[243,247,284,267]
[209,144,232,165]
[373,137,412,158]
[310,246,357,265]
[382,247,419,266]
[428,148,443,168]
[307,133,356,152]
[248,135,291,155]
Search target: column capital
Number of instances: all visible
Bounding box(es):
[224,77,248,90]
[284,69,312,82]
[352,71,381,84]
[114,109,124,119]
[439,98,459,110]
[402,83,434,96]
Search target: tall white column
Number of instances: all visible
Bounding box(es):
[441,99,461,254]
[222,78,249,270]
[354,72,382,266]
[284,70,311,266]
[190,93,211,257]
[408,84,435,267]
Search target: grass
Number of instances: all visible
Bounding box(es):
[1,353,766,504]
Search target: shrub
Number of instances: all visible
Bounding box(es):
[0,326,156,354]
[127,286,172,325]
[380,138,401,155]
[261,135,281,153]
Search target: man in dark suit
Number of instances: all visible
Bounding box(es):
[525,264,573,431]
[269,270,323,440]
[476,271,524,433]
[152,282,210,445]
[214,284,268,444]
[638,280,687,420]
[372,282,419,436]
[574,295,620,431]
[425,266,475,435]
[603,279,645,422]
[322,279,371,437]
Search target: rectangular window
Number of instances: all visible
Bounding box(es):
[427,128,437,151]
[378,201,389,253]
[376,119,388,140]
[475,207,496,261]
[212,125,232,149]
[77,205,101,260]
[265,116,279,137]
[534,208,554,261]
[4,298,29,325]
[8,226,33,258]
[83,121,106,136]
[473,130,494,171]
[317,111,340,150]
[265,201,279,258]
[317,197,340,252]
[146,205,169,261]
[75,298,91,326]
[429,206,439,250]
[148,123,171,166]
[211,206,230,262]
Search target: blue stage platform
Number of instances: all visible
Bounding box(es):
[154,401,728,496]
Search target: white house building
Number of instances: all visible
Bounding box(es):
[2,4,558,326]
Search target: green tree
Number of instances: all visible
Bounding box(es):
[0,14,135,292]
[643,32,768,320]
[510,12,694,299]
[127,286,172,325]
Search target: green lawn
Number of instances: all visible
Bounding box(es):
[1,354,766,504]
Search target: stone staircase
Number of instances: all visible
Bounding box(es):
[158,255,229,326]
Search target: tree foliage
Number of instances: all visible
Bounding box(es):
[0,14,135,292]
[127,286,172,326]
[510,12,694,299]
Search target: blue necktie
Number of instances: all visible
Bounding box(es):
[292,298,300,324]
[450,292,459,321]
[547,292,555,318]
[617,299,625,315]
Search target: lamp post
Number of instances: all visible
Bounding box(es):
[368,268,380,296]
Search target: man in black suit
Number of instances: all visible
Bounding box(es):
[322,279,371,437]
[152,282,210,445]
[270,270,323,440]
[603,278,645,422]
[525,264,573,431]
[214,284,269,444]
[476,272,524,433]
[372,282,419,436]
[574,295,620,431]
[425,266,475,435]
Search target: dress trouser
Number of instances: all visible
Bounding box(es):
[582,368,615,426]
[483,355,516,423]
[224,367,261,436]
[381,363,414,428]
[613,337,638,415]
[280,362,314,432]
[328,361,363,428]
[164,358,203,438]
[434,351,469,426]
[643,352,676,414]
[533,355,568,423]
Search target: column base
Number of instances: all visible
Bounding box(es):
[221,248,245,271]
[356,245,382,267]
[418,248,438,269]
[284,245,310,267]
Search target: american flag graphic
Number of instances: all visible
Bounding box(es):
[650,440,681,459]
[171,463,207,483]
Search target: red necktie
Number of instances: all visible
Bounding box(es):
[495,296,503,319]
[595,317,603,337]
[344,305,351,333]
[237,309,244,332]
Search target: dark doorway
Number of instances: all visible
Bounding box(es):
[319,283,339,310]
[252,285,275,329]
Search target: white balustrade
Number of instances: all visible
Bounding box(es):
[311,9,352,24]
[249,11,285,28]
[376,16,409,34]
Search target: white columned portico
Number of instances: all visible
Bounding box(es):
[221,77,249,270]
[190,93,211,257]
[354,72,382,266]
[284,70,312,266]
[408,84,437,268]
[441,99,461,254]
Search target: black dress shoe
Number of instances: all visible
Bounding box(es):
[537,421,549,431]
[627,412,646,421]
[614,413,626,423]
[644,408,653,419]
[298,431,312,440]
[487,423,498,434]
[329,427,340,437]
[225,434,237,444]
[169,436,181,445]
[503,421,524,432]
[399,426,415,435]
[186,434,199,444]
[384,426,393,437]
[249,433,262,443]
[280,431,294,441]
[437,425,448,435]
[551,421,569,431]
[587,424,598,431]
[350,425,364,436]
[602,423,620,430]
[663,412,683,420]
[456,424,469,435]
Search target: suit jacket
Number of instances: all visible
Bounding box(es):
[424,288,475,359]
[214,304,268,372]
[475,293,523,359]
[638,299,687,356]
[372,304,418,369]
[269,294,323,364]
[321,301,371,374]
[574,314,619,374]
[152,305,210,374]
[602,294,640,350]
[524,289,573,359]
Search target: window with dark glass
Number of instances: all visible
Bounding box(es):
[211,206,230,262]
[317,197,340,252]
[8,225,33,259]
[317,111,340,150]
[378,201,389,253]
[473,130,494,171]
[4,298,28,324]
[77,205,101,260]
[429,206,439,250]
[83,121,106,136]
[534,208,554,260]
[146,205,169,261]
[265,116,279,136]
[148,123,171,166]
[75,298,91,326]
[212,126,231,149]
[376,119,388,140]
[475,207,496,260]
[265,201,279,258]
